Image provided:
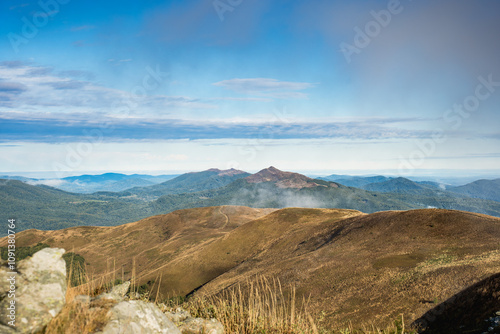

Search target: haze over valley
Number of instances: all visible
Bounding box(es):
[2,167,500,234]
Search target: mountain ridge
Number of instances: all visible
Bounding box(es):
[3,206,499,329]
[362,177,437,194]
[245,166,337,189]
[151,168,500,217]
[123,168,251,200]
[448,178,500,202]
[2,167,500,234]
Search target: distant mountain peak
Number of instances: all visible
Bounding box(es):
[246,167,291,182]
[246,166,335,189]
[205,168,247,176]
[363,176,427,193]
[218,168,248,176]
[387,177,422,187]
[393,177,411,181]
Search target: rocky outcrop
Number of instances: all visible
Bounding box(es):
[1,248,224,334]
[178,317,225,334]
[91,285,225,334]
[98,300,181,334]
[164,308,225,334]
[95,281,131,302]
[164,308,191,323]
[0,248,67,333]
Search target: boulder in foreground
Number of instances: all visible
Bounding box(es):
[0,248,67,333]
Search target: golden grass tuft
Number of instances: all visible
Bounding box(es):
[45,262,417,334]
[175,276,416,334]
[44,298,116,334]
[45,261,120,334]
[179,276,318,334]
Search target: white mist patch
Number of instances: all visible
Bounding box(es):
[281,193,325,208]
[229,186,327,209]
[28,179,68,188]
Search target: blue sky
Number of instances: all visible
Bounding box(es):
[1,0,500,176]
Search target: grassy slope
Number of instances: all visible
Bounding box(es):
[0,205,276,288]
[198,208,500,328]
[448,178,500,202]
[0,179,155,233]
[2,206,499,329]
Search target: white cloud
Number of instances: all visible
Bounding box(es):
[213,78,315,99]
[4,138,498,175]
[0,109,436,143]
[27,179,67,187]
[0,63,216,115]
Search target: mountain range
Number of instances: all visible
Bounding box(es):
[1,167,500,330]
[319,174,395,187]
[56,173,178,193]
[1,167,500,234]
[0,179,155,232]
[0,173,179,194]
[122,168,250,200]
[447,178,500,202]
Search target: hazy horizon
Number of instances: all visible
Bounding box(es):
[2,168,500,181]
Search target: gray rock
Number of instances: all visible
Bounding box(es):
[164,308,192,323]
[0,248,224,334]
[110,281,131,297]
[0,248,67,334]
[0,260,13,296]
[178,317,225,334]
[98,300,181,334]
[96,281,131,301]
[0,324,16,334]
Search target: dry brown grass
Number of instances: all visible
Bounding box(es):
[1,206,278,298]
[181,276,317,334]
[46,263,418,333]
[164,275,416,334]
[44,298,115,334]
[196,208,500,328]
[4,207,499,331]
[44,259,153,333]
[45,263,117,334]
